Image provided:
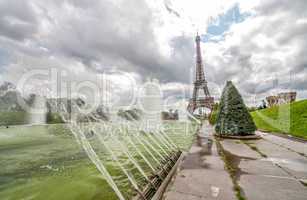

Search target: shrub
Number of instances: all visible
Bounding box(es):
[215,81,256,135]
[209,110,217,125]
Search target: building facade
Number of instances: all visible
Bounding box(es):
[266,92,297,107]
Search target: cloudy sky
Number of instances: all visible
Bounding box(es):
[0,0,306,107]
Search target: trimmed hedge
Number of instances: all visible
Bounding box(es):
[215,81,256,135]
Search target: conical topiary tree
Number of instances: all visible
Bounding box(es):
[215,81,256,136]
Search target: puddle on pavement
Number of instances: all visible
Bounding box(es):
[215,138,257,180]
[199,140,213,169]
[180,138,213,170]
[222,149,256,181]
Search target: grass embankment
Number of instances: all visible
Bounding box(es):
[251,100,307,139]
[0,112,64,126]
[0,111,28,126]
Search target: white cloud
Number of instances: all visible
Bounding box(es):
[0,0,306,108]
[202,0,307,106]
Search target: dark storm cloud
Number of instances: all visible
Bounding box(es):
[164,0,181,18]
[0,0,192,83]
[1,0,307,101]
[42,0,195,83]
[256,0,307,92]
[167,35,194,82]
[256,0,307,17]
[240,80,277,94]
[205,44,254,87]
[256,0,307,71]
[43,0,162,71]
[0,0,195,83]
[0,0,38,41]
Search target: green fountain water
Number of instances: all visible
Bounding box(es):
[0,82,198,200]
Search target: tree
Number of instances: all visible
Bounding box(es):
[215,81,256,136]
[257,100,267,110]
[209,103,219,125]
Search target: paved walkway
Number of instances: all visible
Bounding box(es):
[229,131,307,200]
[164,123,236,200]
[164,123,307,200]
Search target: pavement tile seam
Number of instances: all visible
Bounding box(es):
[273,162,307,185]
[248,138,307,180]
[261,134,307,159]
[257,174,298,181]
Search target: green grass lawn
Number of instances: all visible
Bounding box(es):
[251,100,307,139]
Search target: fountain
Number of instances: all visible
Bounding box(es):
[29,95,47,125]
[49,78,186,200]
[139,78,163,132]
[178,100,189,122]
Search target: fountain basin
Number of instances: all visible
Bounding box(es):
[133,151,184,200]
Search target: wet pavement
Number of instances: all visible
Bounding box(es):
[164,123,307,200]
[164,123,236,200]
[257,131,307,156]
[220,131,307,200]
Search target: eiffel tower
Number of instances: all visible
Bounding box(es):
[187,33,214,114]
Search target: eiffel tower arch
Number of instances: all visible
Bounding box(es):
[187,33,214,115]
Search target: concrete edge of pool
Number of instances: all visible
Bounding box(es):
[132,151,185,200]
